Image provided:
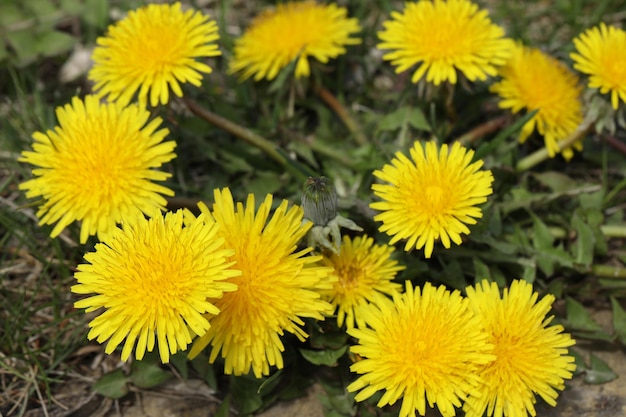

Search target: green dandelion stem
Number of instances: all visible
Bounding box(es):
[599,224,626,238]
[314,85,368,146]
[590,264,626,279]
[183,98,310,181]
[527,224,626,240]
[457,116,508,146]
[516,119,594,172]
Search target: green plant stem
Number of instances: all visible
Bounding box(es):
[532,224,626,239]
[591,264,626,279]
[599,224,626,238]
[183,98,309,182]
[314,85,368,146]
[516,119,593,172]
[457,116,508,146]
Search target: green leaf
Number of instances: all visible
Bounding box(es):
[257,370,283,395]
[610,297,626,345]
[377,106,430,132]
[5,29,38,66]
[531,171,578,192]
[214,395,231,417]
[309,329,348,350]
[83,0,109,29]
[473,258,491,281]
[565,297,603,333]
[584,354,618,384]
[190,353,217,389]
[438,259,467,290]
[471,233,518,254]
[0,3,24,26]
[569,349,586,376]
[230,374,264,415]
[245,171,283,196]
[130,360,172,389]
[22,0,57,18]
[520,259,537,283]
[299,346,347,366]
[170,351,188,380]
[325,391,355,415]
[0,46,9,63]
[571,210,595,267]
[93,369,129,399]
[59,0,84,14]
[531,212,554,250]
[579,189,605,210]
[36,30,75,57]
[535,246,573,276]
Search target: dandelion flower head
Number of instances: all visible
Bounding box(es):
[188,188,334,377]
[377,0,512,85]
[89,2,220,107]
[348,281,494,417]
[19,95,176,243]
[571,23,626,110]
[371,140,494,258]
[72,210,239,363]
[229,1,361,81]
[463,279,576,417]
[491,43,583,159]
[320,235,404,329]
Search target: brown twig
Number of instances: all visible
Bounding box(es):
[314,85,368,146]
[604,135,626,156]
[457,116,508,146]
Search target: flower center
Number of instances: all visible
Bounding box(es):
[336,265,363,293]
[601,54,626,86]
[423,185,447,213]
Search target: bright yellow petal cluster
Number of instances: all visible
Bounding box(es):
[72,210,239,363]
[320,235,404,329]
[89,2,220,107]
[19,95,176,243]
[187,189,334,377]
[571,23,626,110]
[348,282,495,417]
[229,1,361,81]
[491,44,583,159]
[377,0,512,85]
[464,280,576,417]
[371,141,494,258]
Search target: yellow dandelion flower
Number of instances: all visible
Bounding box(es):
[72,210,239,364]
[491,44,584,159]
[19,95,176,244]
[571,23,626,110]
[348,281,494,417]
[89,2,220,107]
[187,188,334,378]
[371,140,494,259]
[463,280,576,417]
[229,1,361,81]
[377,0,512,85]
[320,235,404,329]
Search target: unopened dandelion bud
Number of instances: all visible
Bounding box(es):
[301,176,363,253]
[302,176,338,226]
